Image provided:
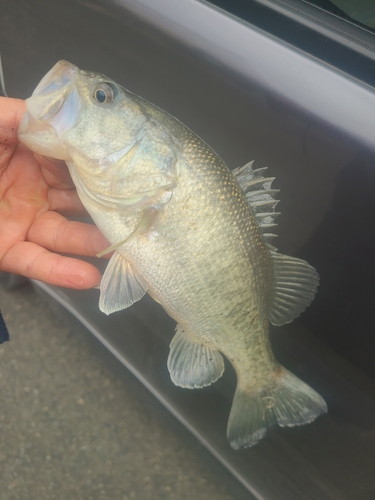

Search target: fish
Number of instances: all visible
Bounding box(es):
[18,60,327,449]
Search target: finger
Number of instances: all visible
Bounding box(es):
[1,241,102,289]
[0,97,26,144]
[0,144,49,210]
[35,154,75,190]
[48,188,88,214]
[27,211,110,257]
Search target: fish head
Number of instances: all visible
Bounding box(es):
[18,61,177,208]
[18,60,146,165]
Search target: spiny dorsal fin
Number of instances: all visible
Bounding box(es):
[233,161,279,236]
[263,233,278,249]
[234,162,319,329]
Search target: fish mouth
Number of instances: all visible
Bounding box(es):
[18,60,81,160]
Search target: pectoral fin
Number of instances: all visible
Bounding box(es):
[267,251,319,326]
[167,325,224,389]
[99,252,148,315]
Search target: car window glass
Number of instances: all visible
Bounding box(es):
[303,0,375,30]
[205,0,375,88]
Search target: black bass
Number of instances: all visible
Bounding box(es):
[18,61,327,448]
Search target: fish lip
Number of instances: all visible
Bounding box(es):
[32,60,79,98]
[25,60,79,123]
[18,60,81,160]
[17,112,70,160]
[17,111,52,141]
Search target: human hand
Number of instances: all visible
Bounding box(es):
[0,96,109,289]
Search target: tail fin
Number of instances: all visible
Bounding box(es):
[227,367,327,449]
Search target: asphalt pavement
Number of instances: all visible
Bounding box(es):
[0,281,233,500]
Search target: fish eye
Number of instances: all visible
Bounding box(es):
[93,82,118,104]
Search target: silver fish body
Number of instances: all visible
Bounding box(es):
[18,61,327,448]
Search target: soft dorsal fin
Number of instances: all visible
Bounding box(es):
[233,161,279,235]
[267,251,319,326]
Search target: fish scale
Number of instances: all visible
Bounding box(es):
[18,60,327,449]
[131,157,266,343]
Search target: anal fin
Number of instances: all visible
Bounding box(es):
[167,326,224,389]
[99,252,148,315]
